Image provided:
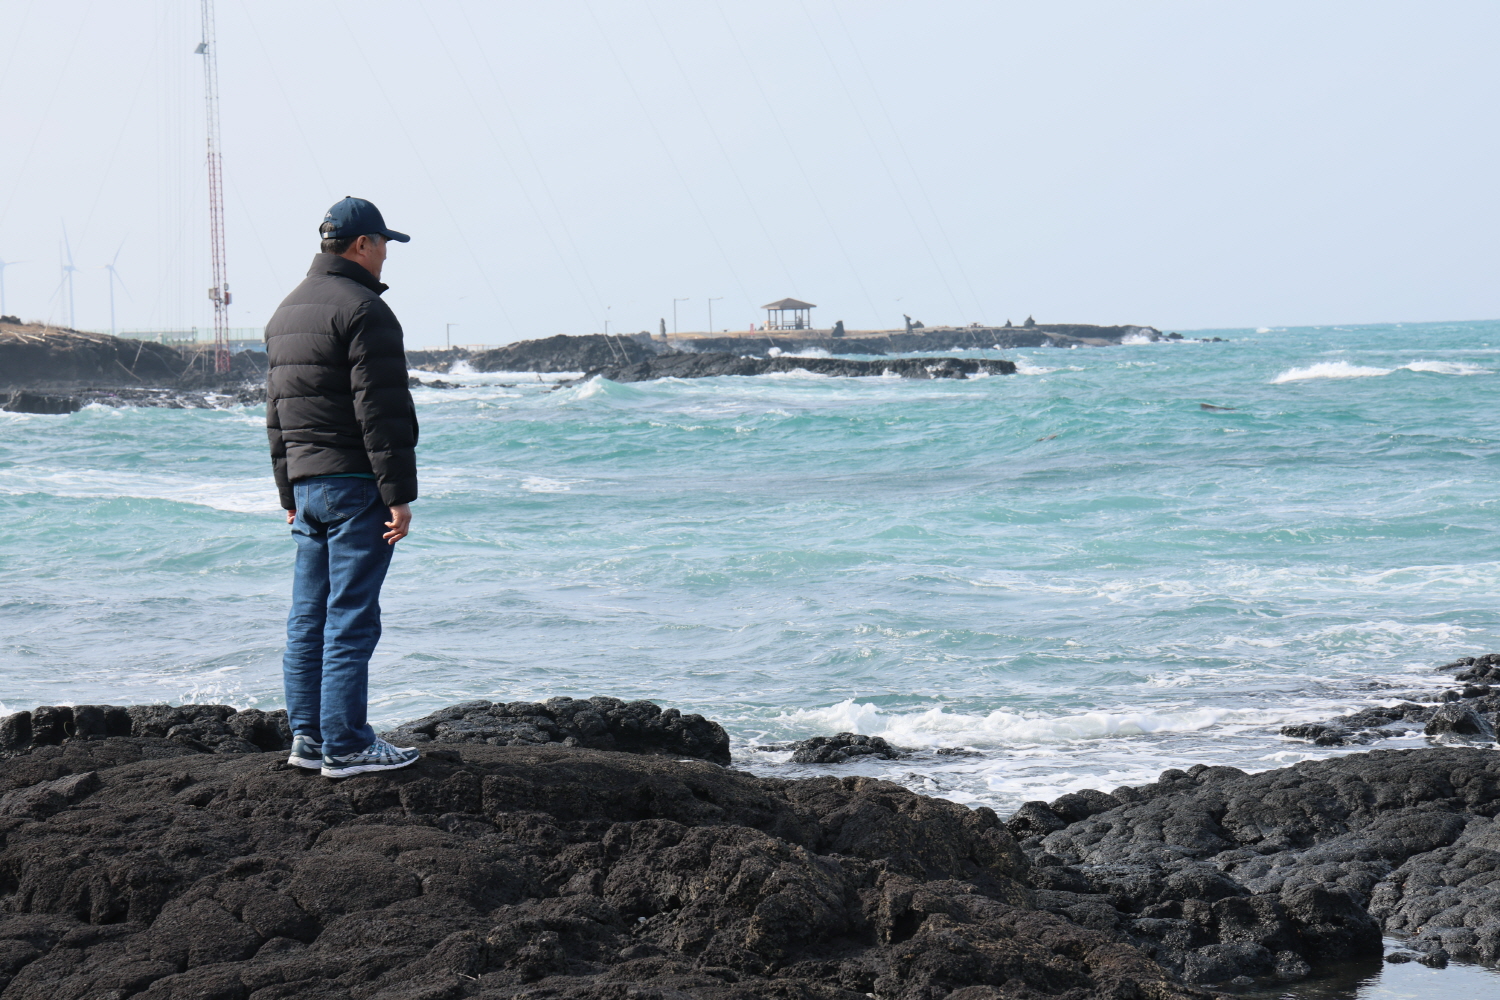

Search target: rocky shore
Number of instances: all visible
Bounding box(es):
[0,699,1203,1000]
[410,325,1167,378]
[4,322,1155,405]
[0,322,267,413]
[4,656,1500,998]
[557,353,1016,386]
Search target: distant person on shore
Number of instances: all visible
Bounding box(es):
[264,196,420,778]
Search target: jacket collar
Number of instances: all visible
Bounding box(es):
[308,253,388,294]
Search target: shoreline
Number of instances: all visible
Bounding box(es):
[2,655,1498,997]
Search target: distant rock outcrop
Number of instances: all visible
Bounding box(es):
[469,334,654,374]
[567,352,1016,385]
[0,323,187,387]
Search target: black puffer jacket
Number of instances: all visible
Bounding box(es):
[265,254,418,509]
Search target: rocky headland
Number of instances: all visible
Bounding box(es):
[3,320,1164,407]
[0,322,266,413]
[3,656,1500,998]
[557,353,1016,386]
[409,324,1171,379]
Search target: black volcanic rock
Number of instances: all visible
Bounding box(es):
[1,698,730,767]
[1,390,82,414]
[1424,701,1496,739]
[683,324,1161,355]
[572,352,1016,384]
[381,696,732,766]
[787,733,908,764]
[0,326,185,388]
[0,728,1207,1000]
[1013,748,1500,983]
[1280,651,1500,747]
[470,334,655,373]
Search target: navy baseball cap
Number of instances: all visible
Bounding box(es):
[320,196,410,243]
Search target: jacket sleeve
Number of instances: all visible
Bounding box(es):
[348,299,419,506]
[265,360,295,510]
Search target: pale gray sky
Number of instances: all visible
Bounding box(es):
[3,1,1497,347]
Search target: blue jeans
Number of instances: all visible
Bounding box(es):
[283,477,394,755]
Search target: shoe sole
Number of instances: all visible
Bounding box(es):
[287,756,323,770]
[320,754,420,779]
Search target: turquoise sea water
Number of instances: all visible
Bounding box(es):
[3,321,1499,818]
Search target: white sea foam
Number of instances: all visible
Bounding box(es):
[1015,360,1057,375]
[773,699,1295,748]
[766,346,831,359]
[519,475,583,493]
[1403,360,1491,375]
[0,468,274,513]
[1273,361,1394,383]
[1120,333,1155,345]
[1273,359,1491,383]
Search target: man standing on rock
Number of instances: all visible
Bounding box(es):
[264,196,421,778]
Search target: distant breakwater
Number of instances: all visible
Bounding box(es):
[0,320,1153,410]
[557,352,1017,385]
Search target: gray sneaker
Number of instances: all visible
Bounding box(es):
[287,733,323,770]
[321,737,420,778]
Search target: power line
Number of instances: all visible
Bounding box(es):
[77,24,160,251]
[418,3,602,332]
[640,0,799,297]
[0,0,94,234]
[237,0,334,198]
[454,3,611,329]
[716,7,883,326]
[796,0,968,323]
[827,0,988,323]
[583,0,757,321]
[327,1,520,340]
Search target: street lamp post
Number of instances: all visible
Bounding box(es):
[707,297,722,334]
[446,323,458,349]
[673,297,688,335]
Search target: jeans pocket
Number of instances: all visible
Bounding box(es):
[320,480,374,523]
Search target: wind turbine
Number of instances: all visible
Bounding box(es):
[100,240,128,336]
[59,227,79,330]
[0,259,25,317]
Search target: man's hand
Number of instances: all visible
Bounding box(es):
[286,509,296,525]
[384,503,412,544]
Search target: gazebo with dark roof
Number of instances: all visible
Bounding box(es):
[762,298,816,331]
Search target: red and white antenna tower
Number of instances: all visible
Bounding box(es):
[196,0,230,374]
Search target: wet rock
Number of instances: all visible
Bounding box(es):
[1,390,82,414]
[380,696,731,765]
[1424,701,1496,739]
[1455,653,1500,683]
[787,732,907,764]
[0,731,1206,1000]
[566,352,1017,385]
[1010,747,1500,982]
